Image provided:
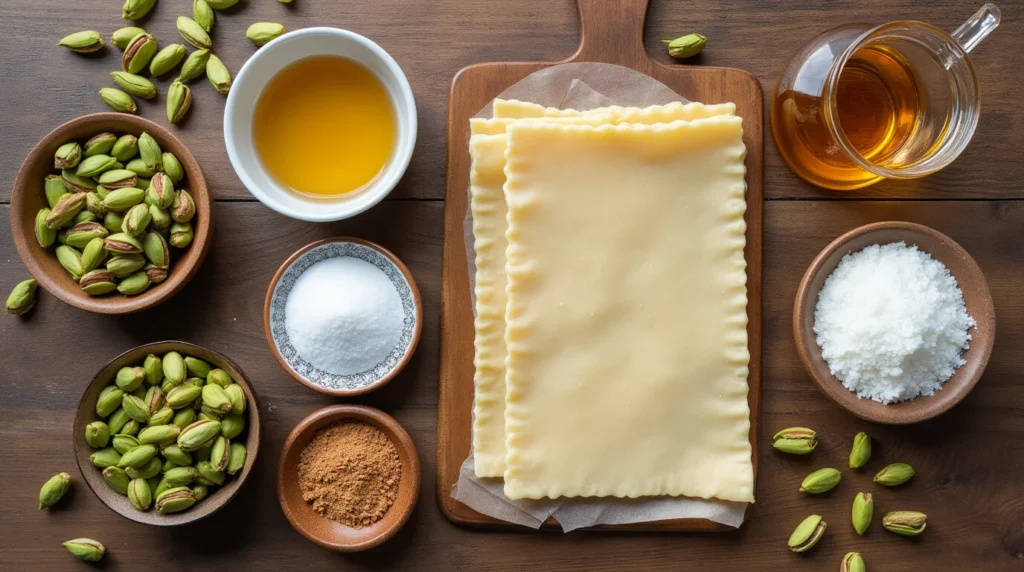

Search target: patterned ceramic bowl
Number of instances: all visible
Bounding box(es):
[263,237,422,396]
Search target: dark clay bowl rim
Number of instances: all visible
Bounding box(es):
[262,237,423,397]
[10,113,212,315]
[276,404,421,552]
[793,221,995,424]
[72,341,261,526]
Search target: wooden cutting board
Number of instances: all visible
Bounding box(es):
[438,0,763,531]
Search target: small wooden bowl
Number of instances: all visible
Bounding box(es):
[794,221,995,424]
[10,113,212,314]
[277,405,420,552]
[263,237,422,397]
[73,341,261,526]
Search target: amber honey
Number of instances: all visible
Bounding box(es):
[253,55,396,198]
[772,45,943,190]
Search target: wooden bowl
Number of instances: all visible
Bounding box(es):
[263,237,422,397]
[10,113,212,314]
[277,405,420,552]
[73,341,261,526]
[793,221,995,424]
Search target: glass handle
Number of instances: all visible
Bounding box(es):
[952,3,1001,53]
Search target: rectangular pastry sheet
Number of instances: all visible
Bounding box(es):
[501,117,754,502]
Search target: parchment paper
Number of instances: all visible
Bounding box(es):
[454,62,750,532]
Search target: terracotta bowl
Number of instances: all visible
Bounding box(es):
[73,341,261,526]
[277,405,420,552]
[794,221,995,424]
[10,113,212,314]
[263,237,422,397]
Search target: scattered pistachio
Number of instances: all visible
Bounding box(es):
[874,463,915,487]
[167,81,193,124]
[111,27,146,50]
[206,53,232,94]
[122,33,158,74]
[58,31,104,54]
[799,468,841,494]
[849,432,871,469]
[662,33,707,59]
[178,49,210,82]
[852,492,873,535]
[247,22,286,46]
[151,44,187,77]
[111,71,157,99]
[772,427,817,455]
[206,0,241,9]
[177,16,212,50]
[38,472,72,509]
[788,515,826,553]
[841,552,866,572]
[194,0,216,31]
[122,0,157,20]
[99,87,137,114]
[62,538,105,562]
[882,511,927,536]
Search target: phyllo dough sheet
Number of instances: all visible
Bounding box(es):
[501,117,754,502]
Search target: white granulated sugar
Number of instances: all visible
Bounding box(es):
[813,242,975,404]
[285,257,404,376]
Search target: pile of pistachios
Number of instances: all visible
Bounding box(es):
[35,130,198,297]
[58,0,288,127]
[773,429,925,571]
[84,351,249,516]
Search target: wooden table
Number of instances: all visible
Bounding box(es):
[1,1,1021,570]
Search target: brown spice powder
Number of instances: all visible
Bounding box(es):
[297,421,402,528]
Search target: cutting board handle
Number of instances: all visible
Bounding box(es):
[573,0,651,67]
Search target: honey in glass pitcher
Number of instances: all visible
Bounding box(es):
[771,5,1001,190]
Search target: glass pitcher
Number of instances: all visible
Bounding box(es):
[770,4,1001,190]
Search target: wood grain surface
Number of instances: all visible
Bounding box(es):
[438,0,762,531]
[1,1,1023,571]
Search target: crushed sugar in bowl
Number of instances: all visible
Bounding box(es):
[224,27,417,222]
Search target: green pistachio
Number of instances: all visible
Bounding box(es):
[63,538,106,562]
[84,132,117,157]
[172,409,197,431]
[167,81,193,124]
[76,154,116,177]
[106,254,146,278]
[65,222,108,250]
[110,72,156,99]
[100,87,137,114]
[85,421,111,448]
[125,456,162,480]
[201,384,232,413]
[155,486,196,513]
[148,406,174,426]
[44,174,69,207]
[788,515,826,553]
[122,33,158,74]
[54,142,82,169]
[80,268,116,296]
[102,466,130,494]
[111,27,146,50]
[153,477,173,498]
[122,0,157,20]
[178,419,221,451]
[81,238,109,273]
[192,485,209,502]
[126,157,157,178]
[193,0,215,31]
[6,278,37,316]
[169,222,194,248]
[55,245,84,280]
[193,443,213,463]
[127,478,152,510]
[206,368,232,388]
[121,394,150,423]
[90,447,122,469]
[139,424,180,446]
[167,384,202,409]
[247,22,286,46]
[220,414,245,439]
[143,354,163,386]
[96,386,124,418]
[184,357,212,379]
[178,49,210,83]
[210,436,230,471]
[150,44,187,77]
[103,187,145,213]
[800,468,841,494]
[73,211,96,225]
[85,192,107,217]
[58,31,104,54]
[227,442,246,475]
[144,385,166,412]
[852,492,873,536]
[159,153,184,184]
[841,552,866,572]
[120,419,141,437]
[171,189,196,223]
[206,0,241,9]
[35,209,56,248]
[874,463,915,487]
[162,444,193,466]
[662,33,707,59]
[122,204,152,237]
[116,366,145,391]
[163,351,187,386]
[118,271,151,295]
[117,444,157,468]
[206,53,232,94]
[849,432,871,469]
[107,407,131,434]
[177,17,212,49]
[196,460,225,485]
[104,232,143,255]
[772,427,818,455]
[46,193,86,229]
[145,172,175,209]
[138,132,162,173]
[103,212,125,234]
[61,169,96,193]
[111,134,139,161]
[224,384,246,415]
[164,466,199,487]
[39,472,72,509]
[882,511,927,536]
[146,207,170,233]
[200,405,225,421]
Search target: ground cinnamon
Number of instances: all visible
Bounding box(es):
[297,421,402,528]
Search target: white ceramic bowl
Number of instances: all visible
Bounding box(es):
[224,27,417,222]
